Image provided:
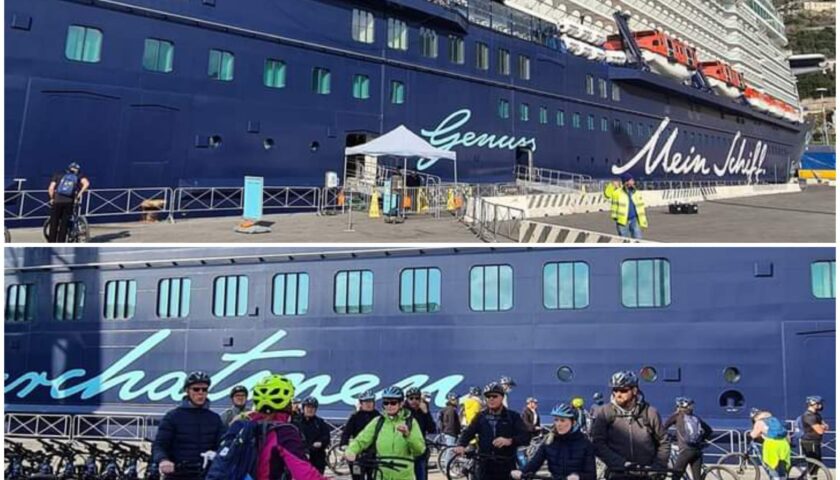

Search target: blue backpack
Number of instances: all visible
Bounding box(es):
[205,420,261,480]
[56,173,79,198]
[764,416,788,440]
[791,415,806,443]
[683,414,704,446]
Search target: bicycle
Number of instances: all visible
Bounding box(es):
[349,455,413,480]
[445,447,518,480]
[667,443,739,480]
[716,439,832,480]
[327,443,350,476]
[43,199,90,243]
[4,440,30,480]
[605,464,687,480]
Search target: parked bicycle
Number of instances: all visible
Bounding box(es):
[348,455,413,479]
[445,448,518,480]
[667,443,739,480]
[716,439,832,480]
[43,200,90,243]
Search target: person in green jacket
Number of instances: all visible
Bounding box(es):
[604,172,648,239]
[344,386,426,480]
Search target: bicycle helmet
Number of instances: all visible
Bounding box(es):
[806,395,823,406]
[500,376,517,387]
[446,392,459,404]
[675,397,694,409]
[609,370,639,389]
[749,408,763,420]
[483,382,506,397]
[469,386,482,397]
[381,386,405,402]
[571,397,585,409]
[526,397,538,404]
[67,162,81,173]
[405,387,422,398]
[184,371,212,390]
[358,390,376,402]
[252,374,296,413]
[592,392,604,404]
[230,385,248,398]
[550,403,576,419]
[302,396,319,408]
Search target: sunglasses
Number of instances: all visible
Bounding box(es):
[382,400,401,406]
[190,387,209,393]
[408,396,421,401]
[612,388,632,394]
[485,394,502,399]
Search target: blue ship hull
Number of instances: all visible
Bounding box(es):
[4,247,835,431]
[5,0,808,189]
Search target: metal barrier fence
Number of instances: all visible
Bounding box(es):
[5,413,73,438]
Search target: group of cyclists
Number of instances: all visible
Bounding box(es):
[150,370,830,480]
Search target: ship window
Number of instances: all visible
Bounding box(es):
[612,84,621,101]
[470,265,513,312]
[213,275,249,317]
[390,81,405,104]
[475,42,489,70]
[335,270,374,314]
[264,59,286,89]
[313,67,331,95]
[556,110,565,127]
[587,115,595,131]
[498,99,510,119]
[621,259,671,308]
[273,273,309,316]
[520,103,529,122]
[723,367,741,384]
[448,36,464,64]
[157,278,191,318]
[143,38,174,73]
[637,123,644,137]
[613,119,621,133]
[498,48,510,75]
[556,366,574,382]
[54,282,85,321]
[539,107,548,125]
[599,78,608,98]
[639,366,658,382]
[208,49,234,81]
[104,280,137,320]
[352,9,375,44]
[572,113,581,129]
[518,55,530,80]
[65,25,102,63]
[420,28,438,58]
[601,117,609,132]
[387,18,408,51]
[352,74,370,100]
[811,261,836,299]
[400,268,441,313]
[585,75,595,95]
[5,284,35,322]
[626,121,633,136]
[543,262,589,310]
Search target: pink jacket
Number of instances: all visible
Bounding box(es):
[246,411,329,480]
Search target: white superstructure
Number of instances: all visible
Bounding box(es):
[503,0,800,108]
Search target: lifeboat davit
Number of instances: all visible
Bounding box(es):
[605,30,698,82]
[699,61,745,99]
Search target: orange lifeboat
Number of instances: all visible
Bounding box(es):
[699,61,745,99]
[605,30,698,81]
[743,87,770,112]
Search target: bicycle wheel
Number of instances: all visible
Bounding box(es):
[716,452,761,480]
[438,446,455,475]
[596,457,608,480]
[326,445,349,476]
[445,455,473,480]
[788,457,833,480]
[42,218,50,241]
[702,464,740,480]
[73,216,90,243]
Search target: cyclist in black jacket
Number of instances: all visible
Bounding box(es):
[405,387,437,480]
[454,382,530,480]
[340,390,381,480]
[297,396,332,473]
[152,371,226,479]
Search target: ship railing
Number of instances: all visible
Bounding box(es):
[468,197,525,242]
[742,429,836,463]
[84,187,174,221]
[5,413,73,438]
[173,186,322,215]
[703,429,743,461]
[4,189,54,220]
[74,414,147,440]
[515,165,594,191]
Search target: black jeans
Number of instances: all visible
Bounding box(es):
[673,447,703,480]
[477,459,516,480]
[48,201,74,243]
[801,439,823,477]
[309,448,327,474]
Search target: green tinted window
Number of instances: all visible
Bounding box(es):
[273,273,310,315]
[470,265,513,312]
[335,270,374,314]
[143,38,174,73]
[353,74,370,99]
[208,49,234,81]
[811,261,836,299]
[400,268,441,313]
[158,278,191,318]
[104,280,137,320]
[544,262,589,309]
[213,275,248,317]
[5,284,35,322]
[313,67,331,94]
[621,259,671,308]
[54,282,86,321]
[65,25,102,63]
[264,59,286,88]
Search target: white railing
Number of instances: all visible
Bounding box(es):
[5,413,73,438]
[514,165,593,189]
[172,186,322,215]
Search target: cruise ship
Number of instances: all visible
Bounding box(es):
[4,247,835,430]
[4,0,808,189]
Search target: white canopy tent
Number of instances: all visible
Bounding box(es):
[344,124,458,183]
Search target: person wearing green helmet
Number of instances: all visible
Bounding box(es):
[344,386,426,480]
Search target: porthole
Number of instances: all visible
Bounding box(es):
[556,366,574,382]
[723,367,741,384]
[209,135,222,148]
[719,390,745,411]
[639,366,657,382]
[310,141,320,152]
[263,138,275,150]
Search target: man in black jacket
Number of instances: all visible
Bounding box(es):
[439,392,462,470]
[340,390,381,480]
[405,387,437,480]
[663,397,713,480]
[522,397,541,439]
[297,396,332,473]
[152,371,226,479]
[454,382,530,480]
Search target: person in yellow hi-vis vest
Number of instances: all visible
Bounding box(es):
[604,172,647,239]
